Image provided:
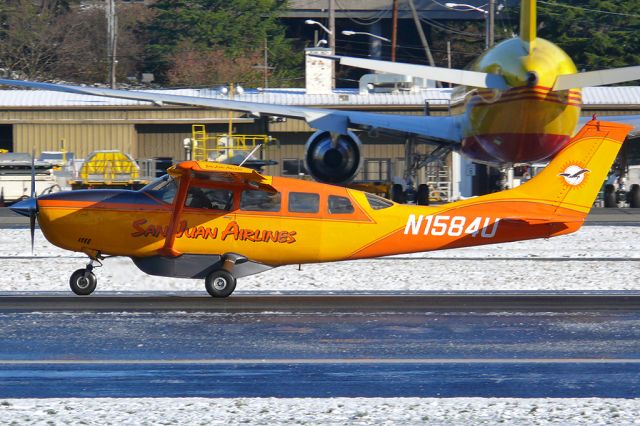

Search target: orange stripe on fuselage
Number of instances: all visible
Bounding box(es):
[473,86,582,108]
[347,201,584,260]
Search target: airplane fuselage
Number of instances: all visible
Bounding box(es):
[461,37,581,164]
[35,171,585,267]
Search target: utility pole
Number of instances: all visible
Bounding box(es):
[106,0,117,89]
[264,38,269,89]
[488,0,495,48]
[407,0,435,67]
[328,0,336,88]
[391,0,399,62]
[447,40,452,88]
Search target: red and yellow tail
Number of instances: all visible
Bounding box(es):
[520,0,537,53]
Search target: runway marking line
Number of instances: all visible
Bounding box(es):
[0,358,639,365]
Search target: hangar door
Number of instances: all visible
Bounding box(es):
[0,125,12,152]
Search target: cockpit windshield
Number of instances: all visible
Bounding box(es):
[141,175,178,204]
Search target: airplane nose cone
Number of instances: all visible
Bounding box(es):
[10,197,38,217]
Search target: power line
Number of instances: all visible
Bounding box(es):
[539,1,640,19]
[420,15,485,38]
[334,0,389,26]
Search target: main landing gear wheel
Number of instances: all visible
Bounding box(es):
[69,268,97,296]
[205,270,237,298]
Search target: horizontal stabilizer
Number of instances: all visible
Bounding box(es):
[553,66,640,91]
[316,55,509,90]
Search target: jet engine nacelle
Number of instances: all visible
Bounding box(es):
[303,130,362,185]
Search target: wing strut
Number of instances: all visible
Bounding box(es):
[158,172,191,257]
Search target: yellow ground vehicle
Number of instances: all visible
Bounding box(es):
[70,150,148,190]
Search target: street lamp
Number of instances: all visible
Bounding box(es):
[305,19,333,36]
[445,2,486,13]
[341,30,391,43]
[445,2,496,49]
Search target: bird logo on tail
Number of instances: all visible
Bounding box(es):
[559,164,590,187]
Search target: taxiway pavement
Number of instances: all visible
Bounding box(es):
[0,294,639,398]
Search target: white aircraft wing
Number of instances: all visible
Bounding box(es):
[553,66,640,91]
[0,78,462,143]
[315,54,509,90]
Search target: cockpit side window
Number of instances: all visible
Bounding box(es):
[185,186,234,210]
[142,175,177,204]
[328,195,355,214]
[240,190,281,212]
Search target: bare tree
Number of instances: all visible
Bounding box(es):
[51,3,153,83]
[0,1,66,79]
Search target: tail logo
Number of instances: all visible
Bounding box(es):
[559,164,590,187]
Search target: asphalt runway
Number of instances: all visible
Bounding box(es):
[1,294,639,398]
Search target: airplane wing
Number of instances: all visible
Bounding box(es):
[553,66,640,91]
[0,78,462,144]
[169,161,278,193]
[315,54,509,90]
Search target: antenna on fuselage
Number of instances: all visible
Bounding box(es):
[520,0,537,53]
[238,144,263,167]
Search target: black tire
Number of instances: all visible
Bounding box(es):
[205,270,237,298]
[604,184,617,208]
[417,184,430,206]
[629,184,640,208]
[391,184,406,204]
[69,268,97,296]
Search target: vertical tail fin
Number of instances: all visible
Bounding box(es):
[520,0,537,53]
[502,120,632,215]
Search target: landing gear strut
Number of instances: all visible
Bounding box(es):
[69,257,101,296]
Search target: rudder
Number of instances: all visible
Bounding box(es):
[511,120,632,214]
[520,0,537,52]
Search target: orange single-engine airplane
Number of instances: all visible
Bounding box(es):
[10,120,632,297]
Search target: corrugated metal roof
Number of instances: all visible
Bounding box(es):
[0,87,453,107]
[582,87,640,105]
[0,86,639,108]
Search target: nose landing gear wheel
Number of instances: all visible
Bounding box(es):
[205,270,237,298]
[69,268,97,296]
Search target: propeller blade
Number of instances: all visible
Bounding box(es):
[30,213,36,254]
[31,148,36,198]
[30,148,37,254]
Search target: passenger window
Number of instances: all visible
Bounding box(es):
[185,186,233,210]
[328,195,354,214]
[240,190,281,212]
[365,192,393,210]
[288,192,319,213]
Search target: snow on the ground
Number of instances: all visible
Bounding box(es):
[1,226,639,293]
[0,397,638,425]
[2,228,640,422]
